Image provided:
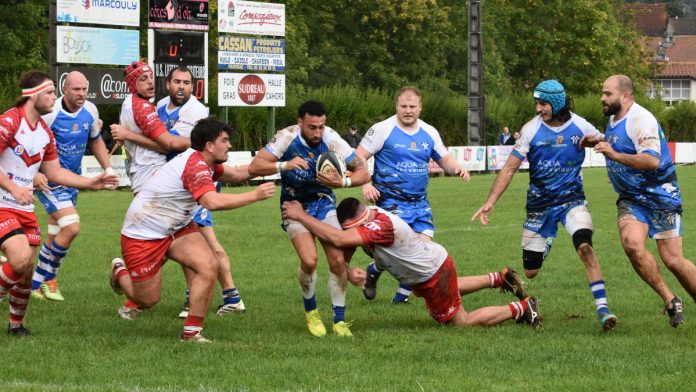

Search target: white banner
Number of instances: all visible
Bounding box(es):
[81,155,131,187]
[57,26,139,65]
[218,73,285,107]
[448,146,486,171]
[218,0,285,36]
[487,146,529,170]
[57,0,139,26]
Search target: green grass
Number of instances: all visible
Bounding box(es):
[2,167,696,391]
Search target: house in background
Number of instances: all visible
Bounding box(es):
[626,2,696,103]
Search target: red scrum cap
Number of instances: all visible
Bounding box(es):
[124,62,152,94]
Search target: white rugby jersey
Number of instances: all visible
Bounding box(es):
[356,207,448,286]
[119,94,169,193]
[121,148,223,240]
[0,107,58,212]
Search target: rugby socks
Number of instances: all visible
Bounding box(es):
[222,288,241,305]
[298,269,318,312]
[9,283,31,327]
[328,272,347,323]
[488,271,503,288]
[124,299,139,310]
[366,262,383,280]
[31,242,68,290]
[508,299,529,320]
[0,263,21,300]
[590,280,610,315]
[182,315,204,340]
[392,284,412,303]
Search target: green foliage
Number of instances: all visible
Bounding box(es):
[662,100,696,141]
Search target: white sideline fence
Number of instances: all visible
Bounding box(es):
[79,143,696,188]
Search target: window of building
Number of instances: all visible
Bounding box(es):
[650,79,691,102]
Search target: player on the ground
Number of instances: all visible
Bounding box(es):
[112,66,247,318]
[0,71,117,336]
[356,86,470,304]
[587,74,696,327]
[282,197,540,329]
[109,118,275,342]
[30,71,115,302]
[472,80,618,331]
[248,100,370,337]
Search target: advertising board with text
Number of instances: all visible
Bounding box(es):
[57,0,139,26]
[57,26,139,65]
[218,36,285,72]
[148,30,209,103]
[218,73,285,107]
[148,0,209,31]
[56,66,128,105]
[218,0,285,36]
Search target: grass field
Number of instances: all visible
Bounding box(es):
[2,166,696,391]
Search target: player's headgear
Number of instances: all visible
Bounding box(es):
[533,80,566,115]
[124,62,152,94]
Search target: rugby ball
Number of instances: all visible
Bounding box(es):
[316,150,347,179]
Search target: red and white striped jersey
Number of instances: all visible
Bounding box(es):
[356,207,448,286]
[121,148,223,240]
[0,107,58,212]
[119,94,168,193]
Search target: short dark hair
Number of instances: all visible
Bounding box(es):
[337,197,363,225]
[14,71,53,107]
[190,117,232,151]
[166,66,193,83]
[298,100,326,119]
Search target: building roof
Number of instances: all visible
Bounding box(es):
[671,18,696,35]
[649,35,696,62]
[626,3,669,37]
[656,62,696,78]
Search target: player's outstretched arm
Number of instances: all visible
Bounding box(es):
[40,159,118,190]
[437,154,470,182]
[471,154,522,225]
[249,149,308,176]
[198,181,275,211]
[218,164,254,185]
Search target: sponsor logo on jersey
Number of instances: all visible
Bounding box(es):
[13,145,25,156]
[421,142,429,150]
[570,135,580,145]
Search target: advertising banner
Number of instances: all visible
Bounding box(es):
[81,156,131,187]
[218,36,285,72]
[487,146,529,170]
[57,0,139,26]
[448,146,487,171]
[148,0,209,31]
[57,26,139,65]
[218,73,285,107]
[56,66,128,105]
[218,0,285,36]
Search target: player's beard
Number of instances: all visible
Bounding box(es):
[603,100,621,117]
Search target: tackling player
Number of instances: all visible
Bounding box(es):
[0,71,117,336]
[282,197,540,329]
[356,86,470,304]
[30,71,115,301]
[249,100,370,337]
[109,118,275,342]
[472,80,618,331]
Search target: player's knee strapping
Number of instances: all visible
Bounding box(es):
[57,214,80,228]
[523,250,544,270]
[572,229,593,251]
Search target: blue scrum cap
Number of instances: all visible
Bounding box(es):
[533,80,566,115]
